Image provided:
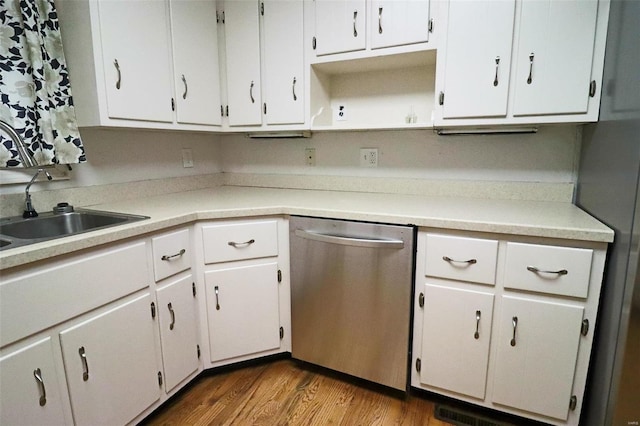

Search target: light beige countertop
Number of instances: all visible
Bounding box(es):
[0,185,614,270]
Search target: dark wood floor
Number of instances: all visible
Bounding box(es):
[142,358,454,425]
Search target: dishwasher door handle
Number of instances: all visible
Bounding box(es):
[295,229,404,249]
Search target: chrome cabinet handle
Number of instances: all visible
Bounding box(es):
[353,10,358,37]
[292,77,297,101]
[181,74,188,99]
[33,368,47,406]
[442,256,477,265]
[510,316,518,346]
[527,266,568,276]
[228,239,255,248]
[527,53,534,84]
[250,81,255,103]
[378,7,383,34]
[214,285,220,310]
[474,310,481,339]
[493,57,500,87]
[161,249,186,261]
[114,59,121,90]
[168,302,175,330]
[79,346,89,381]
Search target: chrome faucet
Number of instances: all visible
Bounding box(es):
[24,168,53,218]
[0,120,38,168]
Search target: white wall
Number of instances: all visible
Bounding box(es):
[220,125,581,184]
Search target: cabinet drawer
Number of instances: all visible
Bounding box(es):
[151,228,191,281]
[504,242,593,298]
[202,220,278,264]
[425,234,498,285]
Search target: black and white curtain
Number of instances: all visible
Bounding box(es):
[0,0,85,167]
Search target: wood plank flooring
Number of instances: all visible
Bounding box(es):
[141,359,454,425]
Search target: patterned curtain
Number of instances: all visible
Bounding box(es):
[0,0,85,167]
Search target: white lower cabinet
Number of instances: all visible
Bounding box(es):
[205,262,281,362]
[412,230,607,426]
[0,338,68,426]
[59,293,160,426]
[156,274,199,393]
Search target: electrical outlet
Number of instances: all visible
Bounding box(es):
[336,104,347,121]
[305,148,316,166]
[182,148,194,168]
[360,148,378,167]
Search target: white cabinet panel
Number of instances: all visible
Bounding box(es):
[98,0,173,122]
[370,0,430,49]
[59,293,160,426]
[425,234,498,285]
[419,284,494,399]
[205,262,281,362]
[170,0,222,125]
[314,0,366,55]
[151,228,191,282]
[263,0,305,125]
[441,0,515,118]
[512,0,598,116]
[492,296,584,421]
[156,275,199,393]
[0,338,67,426]
[224,0,262,126]
[202,220,279,264]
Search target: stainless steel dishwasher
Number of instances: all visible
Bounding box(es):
[289,216,415,391]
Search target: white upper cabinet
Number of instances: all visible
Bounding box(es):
[440,0,516,119]
[170,0,222,126]
[314,0,367,56]
[370,0,431,49]
[511,0,598,116]
[223,0,262,126]
[263,0,305,125]
[98,0,174,123]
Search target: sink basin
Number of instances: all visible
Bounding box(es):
[0,209,149,250]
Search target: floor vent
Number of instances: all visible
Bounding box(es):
[435,404,509,426]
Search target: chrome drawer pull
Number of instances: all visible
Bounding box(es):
[181,74,188,99]
[474,310,481,339]
[214,285,220,310]
[33,368,47,406]
[527,53,534,84]
[228,239,255,248]
[526,266,568,276]
[443,256,477,265]
[493,57,500,87]
[353,10,358,37]
[168,302,175,330]
[510,316,518,347]
[250,81,255,103]
[79,346,89,381]
[114,59,121,89]
[161,249,186,261]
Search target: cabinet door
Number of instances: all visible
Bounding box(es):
[419,284,494,399]
[59,293,160,426]
[263,0,305,125]
[492,296,583,421]
[156,275,199,393]
[314,0,366,55]
[441,0,515,119]
[98,0,174,122]
[512,0,598,116]
[370,0,430,49]
[0,338,67,426]
[205,262,280,362]
[224,0,262,126]
[170,0,222,125]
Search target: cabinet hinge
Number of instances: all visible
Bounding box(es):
[438,91,444,106]
[157,371,163,387]
[569,395,577,411]
[415,358,421,372]
[171,98,175,111]
[264,103,267,115]
[419,292,424,308]
[581,319,589,336]
[428,18,434,33]
[312,36,316,50]
[260,2,264,15]
[277,269,282,283]
[197,344,201,359]
[150,302,156,319]
[589,80,597,97]
[221,11,225,24]
[221,105,224,117]
[225,105,229,117]
[216,10,219,23]
[279,326,284,339]
[192,282,197,297]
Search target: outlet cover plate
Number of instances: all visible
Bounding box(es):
[360,148,378,167]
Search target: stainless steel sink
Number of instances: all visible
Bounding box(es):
[0,209,149,251]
